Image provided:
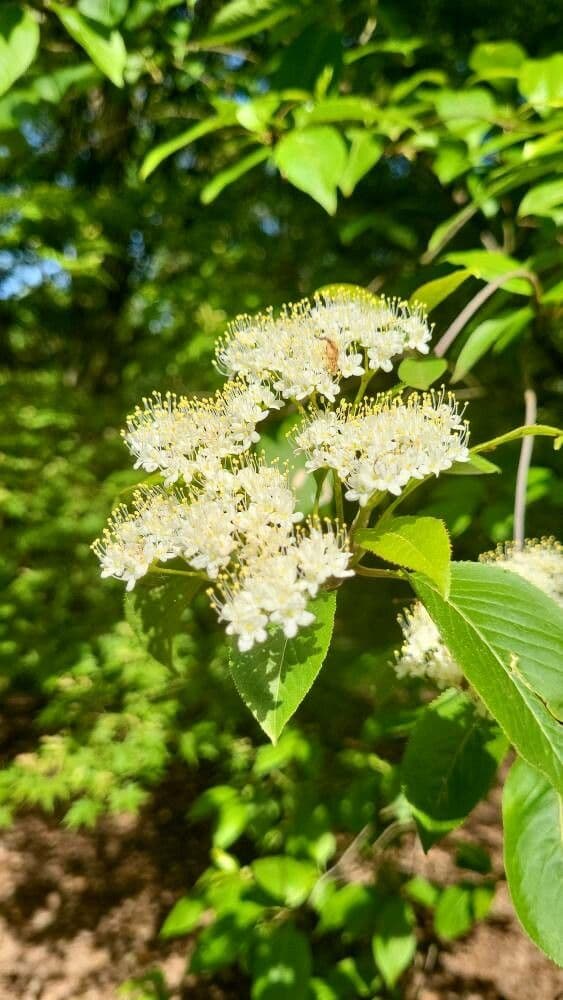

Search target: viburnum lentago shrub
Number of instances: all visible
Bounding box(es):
[93,286,563,967]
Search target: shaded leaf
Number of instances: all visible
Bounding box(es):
[0,4,39,98]
[124,573,202,671]
[372,898,416,988]
[452,307,533,381]
[140,111,237,180]
[409,269,471,311]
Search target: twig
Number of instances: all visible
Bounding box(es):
[513,388,537,550]
[355,566,405,580]
[433,269,540,358]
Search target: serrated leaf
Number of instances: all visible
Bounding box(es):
[124,573,202,671]
[452,307,533,382]
[503,757,563,965]
[409,269,471,312]
[140,111,237,180]
[229,591,336,743]
[201,146,270,204]
[372,898,416,988]
[412,562,563,791]
[51,3,126,88]
[274,126,347,215]
[398,357,448,390]
[402,690,507,848]
[251,855,318,907]
[357,516,451,596]
[0,4,39,98]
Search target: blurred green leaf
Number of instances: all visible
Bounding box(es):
[518,55,563,108]
[372,897,416,988]
[339,131,383,196]
[251,855,318,906]
[0,4,40,97]
[51,3,127,88]
[201,146,270,204]
[160,896,204,938]
[469,41,526,79]
[398,357,448,389]
[409,269,471,311]
[452,307,533,381]
[77,0,130,27]
[251,924,312,999]
[140,111,238,180]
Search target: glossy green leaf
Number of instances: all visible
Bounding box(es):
[518,55,563,108]
[251,924,312,1000]
[503,757,563,965]
[274,126,347,214]
[230,591,336,743]
[372,898,416,988]
[339,131,383,196]
[398,357,448,389]
[469,41,525,79]
[409,269,471,311]
[160,896,204,938]
[518,178,563,223]
[445,250,533,295]
[412,562,563,791]
[251,855,318,907]
[452,307,533,381]
[124,573,202,671]
[140,111,237,180]
[0,4,39,98]
[447,453,501,476]
[51,3,126,88]
[200,0,297,45]
[402,690,507,848]
[201,146,270,204]
[77,0,129,27]
[357,516,451,596]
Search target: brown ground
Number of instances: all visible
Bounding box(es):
[0,783,561,1000]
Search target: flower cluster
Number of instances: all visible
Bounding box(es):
[94,288,468,652]
[394,537,563,690]
[216,290,432,404]
[92,458,353,650]
[294,391,469,506]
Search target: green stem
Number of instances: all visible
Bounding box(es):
[472,424,562,455]
[355,565,405,580]
[377,477,430,526]
[354,366,374,405]
[333,469,344,524]
[148,566,205,579]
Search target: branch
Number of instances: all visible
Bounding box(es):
[513,389,537,550]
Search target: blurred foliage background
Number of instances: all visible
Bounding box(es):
[0,0,562,994]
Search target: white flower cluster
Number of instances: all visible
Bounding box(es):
[122,381,279,486]
[294,391,469,506]
[92,459,353,650]
[394,537,563,691]
[216,290,432,404]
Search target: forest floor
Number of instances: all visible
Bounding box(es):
[0,777,561,1000]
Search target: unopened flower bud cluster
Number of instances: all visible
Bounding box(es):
[395,537,563,691]
[94,290,470,652]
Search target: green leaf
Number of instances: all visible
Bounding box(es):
[250,924,312,1000]
[518,55,563,109]
[294,96,379,128]
[339,130,383,196]
[357,516,451,596]
[51,3,126,88]
[140,111,237,180]
[124,573,202,671]
[503,757,563,965]
[402,690,507,848]
[412,562,563,791]
[0,4,39,98]
[409,269,471,312]
[77,0,129,27]
[160,897,204,938]
[452,307,533,382]
[404,876,440,909]
[236,95,280,132]
[445,250,533,296]
[434,885,473,940]
[518,179,563,224]
[469,41,526,80]
[274,126,348,215]
[201,146,270,204]
[447,453,501,476]
[200,0,297,45]
[190,901,263,972]
[251,855,318,907]
[398,357,448,390]
[435,87,496,122]
[229,590,336,743]
[372,897,416,988]
[316,884,380,936]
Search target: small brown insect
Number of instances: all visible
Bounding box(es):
[316,335,339,374]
